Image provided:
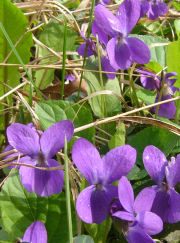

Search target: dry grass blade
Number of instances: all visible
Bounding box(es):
[74,96,180,135]
[116,116,180,136]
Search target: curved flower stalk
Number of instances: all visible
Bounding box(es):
[7,121,74,196]
[72,138,137,223]
[135,145,180,223]
[77,31,117,79]
[138,69,178,118]
[112,176,163,243]
[22,221,47,243]
[93,0,151,70]
[140,0,168,20]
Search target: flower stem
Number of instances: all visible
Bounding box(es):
[61,19,67,100]
[64,137,73,243]
[77,0,96,101]
[155,71,165,118]
[96,34,106,118]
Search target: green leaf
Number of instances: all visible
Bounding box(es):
[145,61,163,73]
[0,170,76,243]
[84,57,122,117]
[35,102,67,129]
[35,19,77,89]
[174,20,180,39]
[131,34,169,67]
[0,228,9,242]
[0,0,33,128]
[108,123,125,149]
[172,1,180,10]
[35,100,95,141]
[85,218,112,243]
[128,127,179,166]
[136,89,156,105]
[127,165,147,181]
[73,235,94,243]
[167,40,180,88]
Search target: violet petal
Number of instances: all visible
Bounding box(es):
[116,0,140,35]
[143,145,167,185]
[77,43,94,57]
[126,225,156,243]
[40,120,74,159]
[94,5,121,37]
[92,21,108,45]
[158,0,168,15]
[140,0,150,18]
[126,37,151,64]
[19,158,64,196]
[137,69,160,90]
[113,210,135,221]
[22,221,47,243]
[136,211,163,235]
[165,72,178,78]
[168,188,180,223]
[166,155,180,188]
[134,186,158,214]
[76,184,118,224]
[152,94,176,119]
[72,138,104,185]
[107,38,131,70]
[3,145,21,169]
[7,123,40,158]
[148,2,159,20]
[101,57,116,79]
[118,176,134,213]
[102,145,136,184]
[151,189,170,222]
[19,157,37,193]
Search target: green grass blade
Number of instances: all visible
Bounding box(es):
[0,22,42,99]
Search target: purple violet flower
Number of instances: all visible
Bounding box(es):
[138,69,178,118]
[6,121,74,196]
[140,0,150,18]
[135,145,180,223]
[65,74,76,82]
[22,221,47,243]
[72,138,137,224]
[77,31,116,79]
[93,0,151,70]
[147,0,168,20]
[113,176,163,243]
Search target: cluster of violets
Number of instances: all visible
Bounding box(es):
[78,0,168,76]
[78,0,178,119]
[101,0,168,20]
[2,1,177,242]
[5,120,180,243]
[78,0,151,78]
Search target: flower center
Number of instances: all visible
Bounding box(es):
[161,182,170,192]
[95,183,103,190]
[35,152,47,167]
